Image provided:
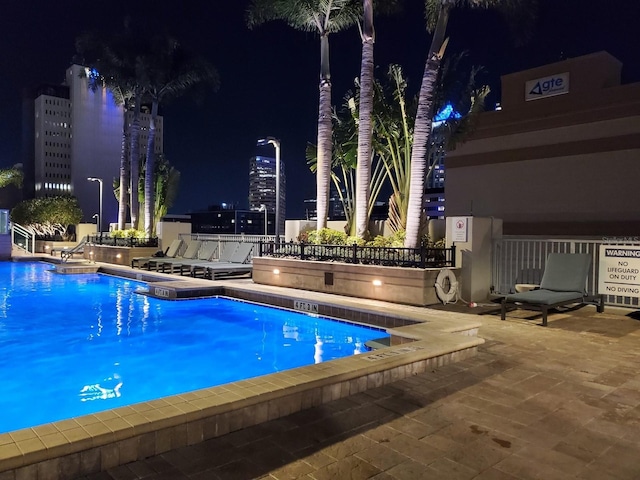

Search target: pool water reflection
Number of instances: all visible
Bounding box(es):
[0,261,384,433]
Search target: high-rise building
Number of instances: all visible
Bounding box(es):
[22,64,163,231]
[248,155,286,233]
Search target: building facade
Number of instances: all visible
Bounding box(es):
[23,64,163,232]
[445,51,640,236]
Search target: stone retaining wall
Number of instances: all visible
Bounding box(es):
[253,257,459,307]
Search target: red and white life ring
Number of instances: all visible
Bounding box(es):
[435,269,458,304]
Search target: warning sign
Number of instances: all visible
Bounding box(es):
[598,245,640,298]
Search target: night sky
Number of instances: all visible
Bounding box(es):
[1,0,638,218]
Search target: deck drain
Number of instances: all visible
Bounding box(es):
[364,345,425,361]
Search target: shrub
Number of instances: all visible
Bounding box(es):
[110,228,146,239]
[307,228,348,245]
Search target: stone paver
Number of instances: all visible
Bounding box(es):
[79,303,640,480]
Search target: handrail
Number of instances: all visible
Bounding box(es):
[11,222,35,255]
[61,236,89,262]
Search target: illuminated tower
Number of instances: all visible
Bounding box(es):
[248,155,286,232]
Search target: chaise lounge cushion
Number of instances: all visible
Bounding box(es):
[505,289,583,305]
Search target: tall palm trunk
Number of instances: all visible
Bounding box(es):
[144,101,159,236]
[404,1,451,248]
[129,88,142,230]
[118,111,130,229]
[354,0,375,239]
[316,33,333,231]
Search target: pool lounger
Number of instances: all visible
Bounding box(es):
[205,262,253,279]
[150,240,202,273]
[190,243,254,278]
[169,241,219,276]
[131,239,183,269]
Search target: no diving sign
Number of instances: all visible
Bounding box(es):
[598,245,640,298]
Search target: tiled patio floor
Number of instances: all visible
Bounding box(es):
[78,300,640,480]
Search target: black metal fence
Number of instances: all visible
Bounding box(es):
[258,241,455,269]
[87,235,159,248]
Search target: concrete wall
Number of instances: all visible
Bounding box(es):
[253,257,459,307]
[156,221,192,251]
[446,217,502,303]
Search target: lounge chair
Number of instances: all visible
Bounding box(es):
[150,240,202,273]
[202,242,254,280]
[131,239,183,269]
[501,253,604,326]
[169,241,219,276]
[188,241,240,278]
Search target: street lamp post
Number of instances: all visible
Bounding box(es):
[87,177,103,237]
[257,137,281,243]
[259,204,268,236]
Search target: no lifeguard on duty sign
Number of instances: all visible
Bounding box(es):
[598,245,640,298]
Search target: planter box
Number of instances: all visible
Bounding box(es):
[253,257,460,307]
[83,244,160,267]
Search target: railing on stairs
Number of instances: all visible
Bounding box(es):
[11,223,35,255]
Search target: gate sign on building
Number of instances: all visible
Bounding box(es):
[598,245,640,298]
[525,72,570,101]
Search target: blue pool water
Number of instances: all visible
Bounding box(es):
[0,262,384,433]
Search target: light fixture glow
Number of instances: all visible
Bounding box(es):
[372,279,382,287]
[273,269,280,275]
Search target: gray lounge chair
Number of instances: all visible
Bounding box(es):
[170,241,219,276]
[150,240,202,273]
[501,253,604,326]
[189,241,240,278]
[131,239,183,269]
[203,243,254,280]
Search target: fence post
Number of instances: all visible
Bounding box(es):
[300,242,306,261]
[258,240,263,257]
[352,243,358,264]
[451,244,456,267]
[420,243,426,268]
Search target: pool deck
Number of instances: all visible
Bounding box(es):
[0,260,486,480]
[76,296,640,480]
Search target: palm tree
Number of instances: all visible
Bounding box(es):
[139,35,219,236]
[404,0,537,248]
[354,0,375,240]
[138,154,181,230]
[246,0,360,231]
[307,93,388,236]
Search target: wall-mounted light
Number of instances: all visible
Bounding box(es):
[273,269,280,275]
[116,253,122,259]
[372,279,382,287]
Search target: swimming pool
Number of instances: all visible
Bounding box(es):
[0,261,384,434]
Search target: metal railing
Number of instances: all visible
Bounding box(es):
[492,236,640,307]
[87,235,159,248]
[11,223,35,255]
[258,241,456,269]
[179,234,272,260]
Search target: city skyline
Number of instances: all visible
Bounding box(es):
[1,0,638,219]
